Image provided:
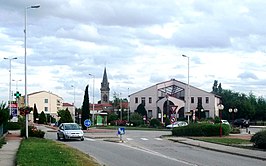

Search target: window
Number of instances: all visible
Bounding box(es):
[191,97,194,103]
[149,97,152,104]
[44,99,48,103]
[135,97,138,103]
[205,97,209,104]
[198,97,202,104]
[44,107,48,112]
[141,97,145,106]
[148,110,152,118]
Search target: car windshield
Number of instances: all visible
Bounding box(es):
[65,124,80,130]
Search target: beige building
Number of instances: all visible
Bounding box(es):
[129,79,222,123]
[20,91,64,121]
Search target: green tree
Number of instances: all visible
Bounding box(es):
[107,113,118,123]
[130,112,143,126]
[57,108,73,125]
[38,111,46,124]
[0,102,9,125]
[212,80,218,94]
[136,104,147,117]
[81,85,90,129]
[33,104,38,123]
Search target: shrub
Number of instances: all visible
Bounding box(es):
[165,118,170,127]
[130,112,144,126]
[149,118,161,128]
[172,123,230,137]
[230,127,241,134]
[250,130,266,149]
[7,122,21,130]
[20,125,45,138]
[113,120,128,126]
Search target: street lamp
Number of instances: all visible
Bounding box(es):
[71,85,76,123]
[229,108,238,123]
[4,57,17,118]
[12,79,22,91]
[25,4,40,139]
[182,54,190,124]
[89,74,95,126]
[218,103,224,137]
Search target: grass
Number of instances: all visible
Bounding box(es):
[16,138,100,166]
[194,137,252,146]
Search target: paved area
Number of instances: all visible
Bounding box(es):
[0,130,22,166]
[0,127,266,166]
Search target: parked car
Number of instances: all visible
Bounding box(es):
[166,121,188,129]
[57,123,84,141]
[233,118,250,128]
[221,120,230,125]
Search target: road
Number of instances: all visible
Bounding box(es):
[40,126,266,166]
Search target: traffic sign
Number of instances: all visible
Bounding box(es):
[118,127,125,135]
[84,119,91,127]
[171,117,176,124]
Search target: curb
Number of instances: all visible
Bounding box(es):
[168,138,266,161]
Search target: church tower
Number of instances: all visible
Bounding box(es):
[100,67,110,104]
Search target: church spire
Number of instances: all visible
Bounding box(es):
[100,67,110,104]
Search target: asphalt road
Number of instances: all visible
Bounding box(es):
[40,126,266,166]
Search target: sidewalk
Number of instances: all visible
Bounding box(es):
[166,136,266,161]
[0,130,22,166]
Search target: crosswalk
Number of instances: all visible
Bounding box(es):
[84,137,163,142]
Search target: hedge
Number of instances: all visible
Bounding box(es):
[250,130,266,149]
[172,123,230,137]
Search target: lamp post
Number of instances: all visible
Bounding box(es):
[12,79,22,91]
[182,55,190,124]
[4,57,17,118]
[218,103,224,137]
[71,85,76,123]
[229,108,238,123]
[25,4,40,139]
[127,88,130,122]
[89,74,95,126]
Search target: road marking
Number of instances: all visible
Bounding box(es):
[126,138,133,141]
[85,138,96,141]
[140,138,149,141]
[154,138,163,141]
[119,143,198,166]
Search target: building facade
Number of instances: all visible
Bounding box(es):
[100,67,110,104]
[21,91,63,121]
[129,79,222,122]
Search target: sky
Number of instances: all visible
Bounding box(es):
[1,0,266,108]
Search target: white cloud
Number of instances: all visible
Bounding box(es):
[0,0,266,107]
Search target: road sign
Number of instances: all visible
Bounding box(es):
[171,117,176,124]
[118,127,125,135]
[84,119,91,127]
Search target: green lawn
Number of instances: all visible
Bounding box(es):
[16,138,100,166]
[194,137,252,146]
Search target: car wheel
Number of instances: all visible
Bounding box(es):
[63,135,66,141]
[81,137,84,141]
[57,133,60,140]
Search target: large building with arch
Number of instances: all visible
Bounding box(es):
[129,79,222,122]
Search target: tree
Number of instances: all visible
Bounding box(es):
[57,108,73,125]
[81,85,90,129]
[136,104,147,117]
[130,112,143,126]
[33,104,38,123]
[0,102,9,125]
[38,111,46,124]
[212,80,218,94]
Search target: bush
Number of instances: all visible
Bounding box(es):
[149,119,161,128]
[165,118,170,127]
[20,125,45,138]
[230,127,241,134]
[172,123,230,137]
[130,112,144,126]
[7,122,21,130]
[250,130,266,149]
[113,120,128,126]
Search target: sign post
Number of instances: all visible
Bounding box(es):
[118,127,125,142]
[84,119,91,130]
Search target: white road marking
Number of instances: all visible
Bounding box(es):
[85,138,96,141]
[140,138,149,141]
[119,143,198,166]
[154,138,163,141]
[126,138,133,141]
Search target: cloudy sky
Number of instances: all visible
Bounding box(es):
[1,0,266,107]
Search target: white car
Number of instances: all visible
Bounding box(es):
[57,123,84,141]
[166,121,188,129]
[221,120,230,125]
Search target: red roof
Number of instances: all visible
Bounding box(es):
[63,103,74,107]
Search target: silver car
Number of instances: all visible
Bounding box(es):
[57,123,84,141]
